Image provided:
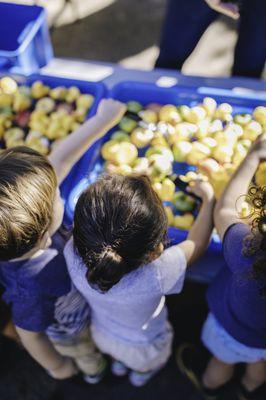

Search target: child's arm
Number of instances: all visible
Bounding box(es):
[178,181,215,265]
[16,327,78,379]
[48,99,126,185]
[214,133,266,240]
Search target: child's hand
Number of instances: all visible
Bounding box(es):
[97,99,127,128]
[204,0,240,19]
[250,133,266,160]
[187,180,215,203]
[48,357,78,380]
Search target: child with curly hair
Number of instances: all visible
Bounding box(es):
[177,134,266,400]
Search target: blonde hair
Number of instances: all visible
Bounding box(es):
[0,146,57,260]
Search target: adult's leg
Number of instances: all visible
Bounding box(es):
[232,0,266,78]
[155,0,217,70]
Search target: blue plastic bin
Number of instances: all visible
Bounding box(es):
[24,74,107,209]
[0,2,53,75]
[64,81,266,281]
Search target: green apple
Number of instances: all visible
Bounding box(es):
[139,109,158,124]
[119,116,138,133]
[173,191,195,212]
[111,130,131,142]
[127,101,142,113]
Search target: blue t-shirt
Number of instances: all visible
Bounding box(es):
[0,228,89,338]
[207,223,266,348]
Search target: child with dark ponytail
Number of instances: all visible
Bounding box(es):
[64,173,215,386]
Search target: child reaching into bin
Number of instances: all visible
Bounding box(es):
[64,173,215,386]
[177,134,266,400]
[0,98,126,382]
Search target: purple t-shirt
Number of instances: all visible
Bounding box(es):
[0,228,89,337]
[64,238,187,344]
[207,223,266,348]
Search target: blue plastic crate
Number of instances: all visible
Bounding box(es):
[64,81,266,281]
[24,74,107,209]
[0,2,53,75]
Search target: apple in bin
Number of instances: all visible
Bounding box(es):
[168,123,195,144]
[149,154,173,180]
[186,106,207,124]
[214,103,233,121]
[243,120,263,141]
[194,119,210,139]
[198,158,221,177]
[164,206,175,226]
[202,97,217,117]
[159,104,181,124]
[232,143,248,167]
[146,145,174,163]
[234,113,252,126]
[139,109,158,124]
[186,142,211,165]
[173,191,196,212]
[131,127,154,148]
[119,116,138,133]
[132,157,149,174]
[172,141,192,162]
[105,162,133,176]
[152,178,175,202]
[101,140,138,165]
[212,144,234,164]
[111,130,131,142]
[127,101,142,114]
[200,137,217,150]
[253,106,266,126]
[174,213,194,230]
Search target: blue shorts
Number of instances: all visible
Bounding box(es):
[201,313,266,364]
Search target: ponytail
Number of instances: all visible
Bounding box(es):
[85,247,127,292]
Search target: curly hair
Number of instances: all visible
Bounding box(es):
[242,185,266,296]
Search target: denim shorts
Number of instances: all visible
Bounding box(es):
[201,313,266,364]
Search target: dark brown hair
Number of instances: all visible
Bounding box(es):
[0,146,57,260]
[242,186,266,296]
[73,174,168,292]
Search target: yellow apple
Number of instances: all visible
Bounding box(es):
[131,127,154,148]
[234,113,252,126]
[202,97,217,117]
[200,137,217,149]
[243,120,263,141]
[198,158,221,177]
[114,142,138,165]
[159,104,181,124]
[186,142,211,165]
[194,119,210,139]
[149,154,173,176]
[179,105,191,121]
[232,143,248,166]
[164,206,175,226]
[208,119,223,134]
[101,140,121,162]
[146,145,174,163]
[172,141,192,162]
[139,109,158,124]
[174,213,194,230]
[253,106,266,126]
[212,145,234,164]
[186,106,207,124]
[215,103,233,120]
[132,157,149,174]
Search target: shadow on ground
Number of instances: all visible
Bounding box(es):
[51,0,166,62]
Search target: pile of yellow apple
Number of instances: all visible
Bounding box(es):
[0,76,94,154]
[100,98,266,231]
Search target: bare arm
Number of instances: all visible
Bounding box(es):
[16,327,77,379]
[214,134,266,240]
[48,99,126,185]
[178,181,215,265]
